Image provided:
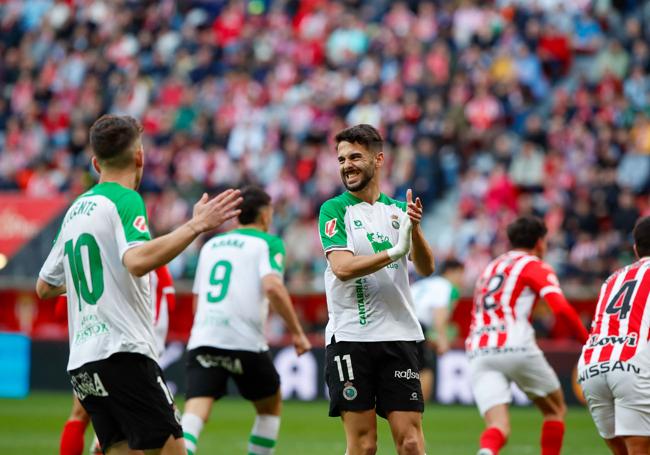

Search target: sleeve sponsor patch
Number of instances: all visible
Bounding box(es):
[133,215,148,233]
[274,252,284,268]
[324,218,338,238]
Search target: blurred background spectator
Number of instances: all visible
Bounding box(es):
[1,0,649,300]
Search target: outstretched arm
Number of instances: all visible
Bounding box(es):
[123,189,242,277]
[526,261,588,343]
[543,290,589,344]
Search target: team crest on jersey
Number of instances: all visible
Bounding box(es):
[133,216,148,233]
[325,219,338,238]
[390,214,400,229]
[342,381,357,401]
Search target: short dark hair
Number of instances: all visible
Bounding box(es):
[507,216,548,249]
[238,186,271,225]
[334,124,383,154]
[440,258,464,274]
[89,115,143,169]
[634,216,650,258]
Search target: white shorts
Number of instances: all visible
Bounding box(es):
[579,360,650,439]
[469,350,560,416]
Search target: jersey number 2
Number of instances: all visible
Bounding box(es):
[482,274,504,310]
[605,280,638,320]
[207,260,233,303]
[64,234,104,311]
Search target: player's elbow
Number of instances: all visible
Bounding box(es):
[263,276,288,302]
[264,282,283,300]
[35,280,48,299]
[415,260,435,277]
[127,264,148,278]
[36,279,61,299]
[331,265,354,281]
[124,260,148,278]
[122,251,149,277]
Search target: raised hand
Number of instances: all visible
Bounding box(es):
[190,189,242,234]
[406,188,423,227]
[387,213,413,261]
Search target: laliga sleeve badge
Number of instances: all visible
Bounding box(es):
[343,381,357,401]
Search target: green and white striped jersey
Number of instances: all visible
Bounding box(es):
[39,182,156,370]
[188,228,285,352]
[318,192,424,345]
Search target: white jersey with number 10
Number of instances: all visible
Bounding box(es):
[39,182,156,371]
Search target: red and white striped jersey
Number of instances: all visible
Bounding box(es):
[579,257,650,368]
[466,251,563,353]
[150,265,175,356]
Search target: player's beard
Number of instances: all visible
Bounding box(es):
[341,165,374,192]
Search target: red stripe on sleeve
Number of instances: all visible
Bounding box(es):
[620,268,650,361]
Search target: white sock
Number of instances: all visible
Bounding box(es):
[181,413,204,455]
[248,414,281,454]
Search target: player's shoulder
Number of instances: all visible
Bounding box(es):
[78,183,145,218]
[527,256,554,272]
[86,182,141,203]
[605,258,650,285]
[228,228,284,251]
[377,193,407,212]
[319,192,360,216]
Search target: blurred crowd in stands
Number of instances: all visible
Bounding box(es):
[1,0,650,295]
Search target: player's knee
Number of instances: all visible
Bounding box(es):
[69,405,89,423]
[353,432,377,455]
[355,438,377,455]
[543,401,566,421]
[397,435,422,455]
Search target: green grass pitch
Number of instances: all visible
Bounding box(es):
[0,392,607,454]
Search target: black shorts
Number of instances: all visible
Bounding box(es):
[325,339,424,418]
[69,352,182,451]
[186,346,280,402]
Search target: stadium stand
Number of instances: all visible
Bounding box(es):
[1,0,649,323]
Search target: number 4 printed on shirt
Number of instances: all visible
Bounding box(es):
[605,280,638,320]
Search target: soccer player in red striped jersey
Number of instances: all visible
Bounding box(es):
[578,216,650,455]
[466,216,589,455]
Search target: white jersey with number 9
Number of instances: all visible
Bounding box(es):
[187,228,286,353]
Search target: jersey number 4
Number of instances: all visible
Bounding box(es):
[605,280,638,320]
[64,233,105,311]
